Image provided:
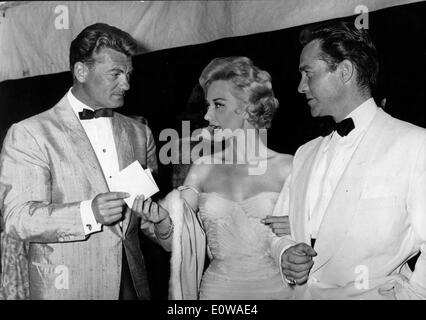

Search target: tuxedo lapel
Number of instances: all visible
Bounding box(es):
[112,114,135,172]
[54,97,122,239]
[112,114,136,236]
[293,139,323,244]
[54,97,109,194]
[311,109,389,273]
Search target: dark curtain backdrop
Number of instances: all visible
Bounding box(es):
[0,2,425,299]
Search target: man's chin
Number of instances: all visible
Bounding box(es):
[111,96,125,106]
[309,107,320,117]
[108,103,124,109]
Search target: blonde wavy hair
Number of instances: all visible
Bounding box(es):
[199,56,279,129]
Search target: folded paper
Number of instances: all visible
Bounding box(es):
[110,161,159,208]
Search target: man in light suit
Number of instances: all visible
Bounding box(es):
[0,23,158,299]
[270,21,426,299]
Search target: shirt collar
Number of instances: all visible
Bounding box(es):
[345,97,378,134]
[67,87,94,118]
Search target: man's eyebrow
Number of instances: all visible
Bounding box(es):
[108,67,133,74]
[108,67,125,73]
[212,97,227,101]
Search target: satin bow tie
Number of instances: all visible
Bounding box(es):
[78,108,113,120]
[319,117,355,137]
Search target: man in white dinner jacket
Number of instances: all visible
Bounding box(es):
[271,20,426,299]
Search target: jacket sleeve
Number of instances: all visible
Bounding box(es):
[270,172,297,284]
[394,136,426,299]
[0,123,86,243]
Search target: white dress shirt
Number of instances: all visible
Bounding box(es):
[306,98,378,239]
[67,88,120,235]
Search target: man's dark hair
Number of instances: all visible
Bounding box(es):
[69,23,137,73]
[299,20,379,95]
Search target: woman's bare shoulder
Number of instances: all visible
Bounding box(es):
[183,160,215,191]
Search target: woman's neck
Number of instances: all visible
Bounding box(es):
[221,128,268,164]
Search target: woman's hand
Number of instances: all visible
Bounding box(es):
[132,194,169,224]
[261,215,291,237]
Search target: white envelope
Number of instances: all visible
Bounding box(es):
[109,161,159,208]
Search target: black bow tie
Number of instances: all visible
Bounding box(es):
[78,108,113,120]
[319,117,355,137]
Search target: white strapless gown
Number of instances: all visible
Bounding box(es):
[197,192,293,300]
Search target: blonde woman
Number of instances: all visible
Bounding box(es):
[136,57,293,300]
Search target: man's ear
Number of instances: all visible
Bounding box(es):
[73,62,89,83]
[339,59,354,84]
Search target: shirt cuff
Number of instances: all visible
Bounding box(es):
[80,199,102,235]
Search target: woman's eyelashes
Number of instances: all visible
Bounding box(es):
[214,102,225,109]
[211,98,226,109]
[205,100,225,110]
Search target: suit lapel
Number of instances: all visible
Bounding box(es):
[55,97,109,194]
[112,114,136,236]
[55,96,122,239]
[311,109,389,273]
[293,139,323,244]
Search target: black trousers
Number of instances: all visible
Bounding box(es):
[119,245,138,300]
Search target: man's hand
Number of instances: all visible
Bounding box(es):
[281,243,317,285]
[91,192,130,225]
[261,215,290,236]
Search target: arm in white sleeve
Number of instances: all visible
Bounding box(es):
[80,199,102,235]
[395,138,426,299]
[270,172,297,285]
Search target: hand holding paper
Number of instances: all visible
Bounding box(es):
[109,161,159,208]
